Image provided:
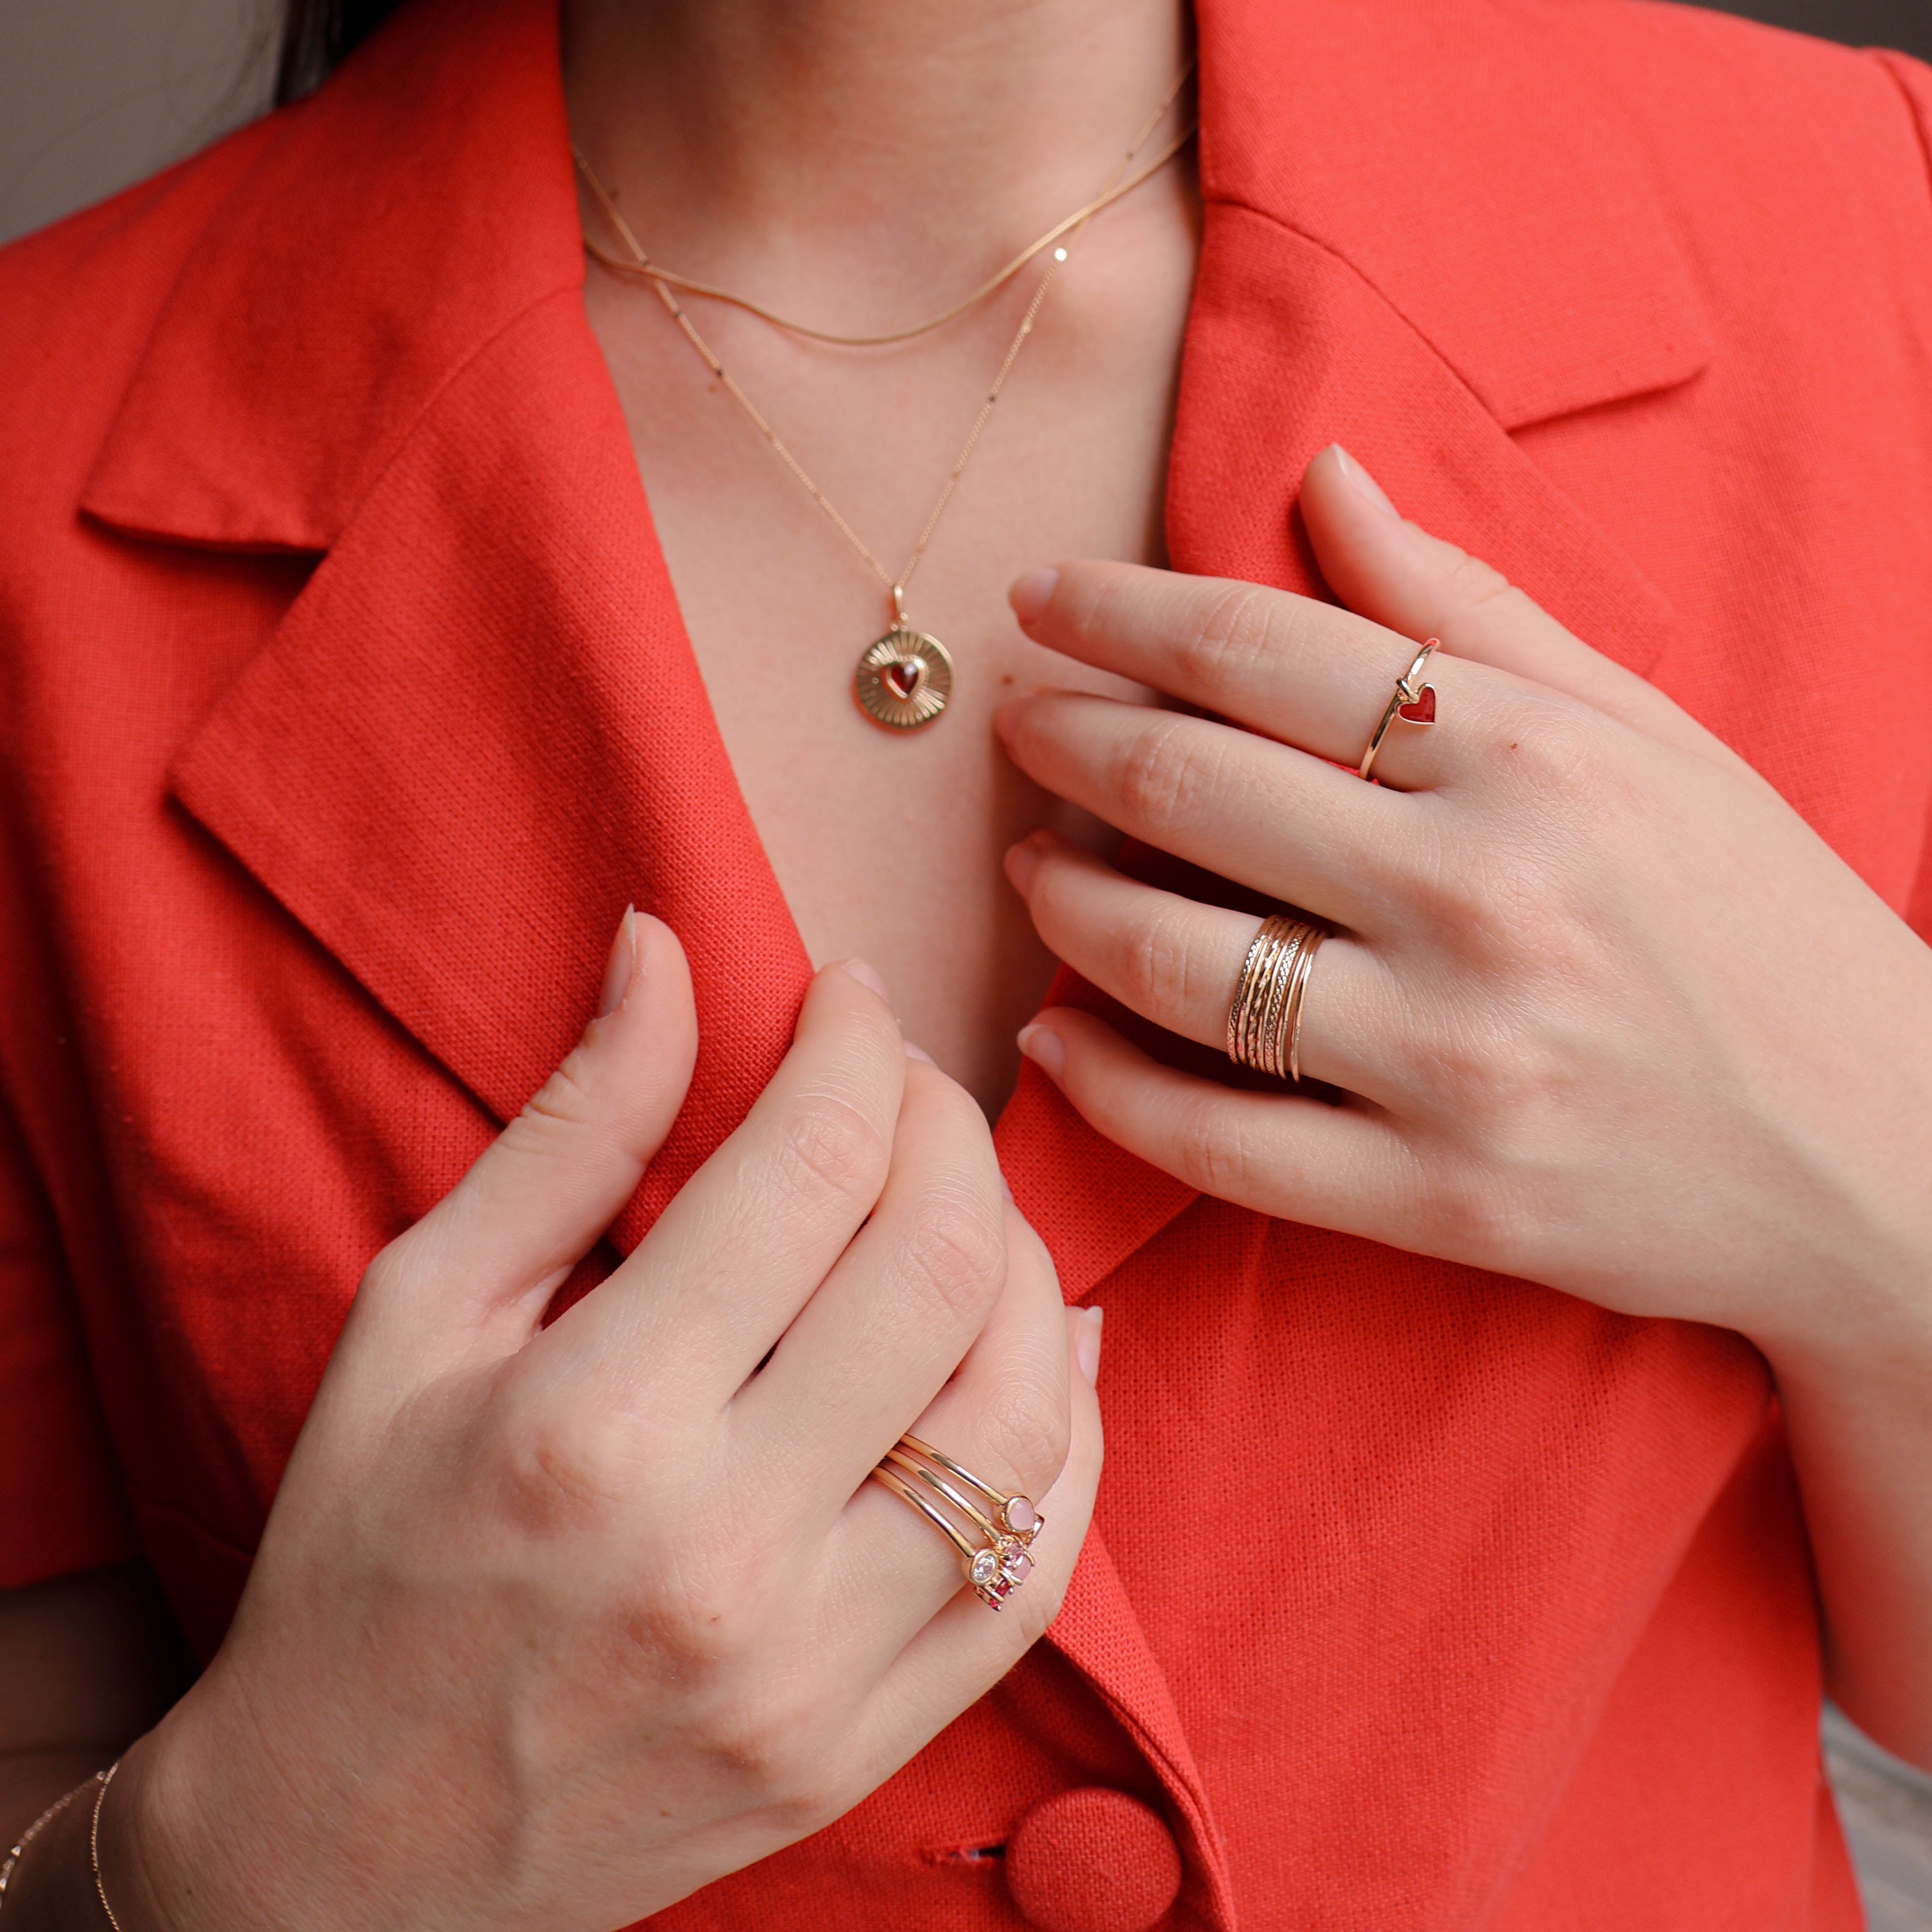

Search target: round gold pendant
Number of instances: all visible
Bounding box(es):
[854,626,954,731]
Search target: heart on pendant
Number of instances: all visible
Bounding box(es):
[855,626,955,730]
[1397,682,1437,725]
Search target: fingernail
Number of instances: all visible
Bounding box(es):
[597,905,637,1017]
[904,1041,937,1065]
[1331,444,1399,520]
[836,958,890,1002]
[1076,1306,1105,1388]
[1016,1020,1065,1079]
[999,1169,1014,1202]
[1003,836,1043,895]
[1008,568,1059,626]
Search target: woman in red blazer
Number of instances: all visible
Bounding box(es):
[3,0,1932,1925]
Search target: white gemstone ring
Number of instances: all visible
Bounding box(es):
[871,1433,1043,1610]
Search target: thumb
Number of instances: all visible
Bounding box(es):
[352,908,699,1376]
[1300,443,1713,754]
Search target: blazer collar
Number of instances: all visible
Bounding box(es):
[81,0,582,551]
[95,6,1711,1912]
[1193,0,1714,431]
[80,0,1712,550]
[100,0,1706,1283]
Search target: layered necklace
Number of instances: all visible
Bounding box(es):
[573,66,1195,732]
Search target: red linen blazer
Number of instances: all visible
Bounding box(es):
[5,0,1932,1925]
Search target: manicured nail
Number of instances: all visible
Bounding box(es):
[836,958,890,1001]
[1331,443,1399,520]
[1076,1306,1105,1388]
[904,1041,937,1065]
[1003,836,1043,895]
[1008,568,1060,626]
[1016,1021,1065,1079]
[597,905,637,1017]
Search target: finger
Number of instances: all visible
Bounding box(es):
[535,959,909,1410]
[842,1301,1102,1783]
[739,1057,1011,1510]
[353,909,698,1375]
[1006,831,1401,1101]
[1302,444,1734,765]
[996,688,1430,928]
[822,1200,1072,1662]
[1008,557,1480,792]
[1014,1005,1418,1236]
[835,1252,1090,1677]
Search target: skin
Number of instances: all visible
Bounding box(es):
[5,0,1176,1916]
[9,0,1930,1918]
[568,0,1197,1111]
[997,445,1932,1768]
[6,931,1103,1930]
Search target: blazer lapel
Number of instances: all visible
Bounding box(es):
[168,288,810,1238]
[997,0,1715,1311]
[80,0,804,1238]
[82,3,1719,1916]
[1175,0,1711,670]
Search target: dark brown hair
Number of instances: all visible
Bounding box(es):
[275,0,410,105]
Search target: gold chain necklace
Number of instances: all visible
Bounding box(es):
[574,73,1195,732]
[578,100,1194,348]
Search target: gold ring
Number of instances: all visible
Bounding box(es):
[871,1433,1042,1609]
[1357,638,1439,782]
[1226,914,1326,1080]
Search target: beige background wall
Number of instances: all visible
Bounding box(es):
[0,0,273,246]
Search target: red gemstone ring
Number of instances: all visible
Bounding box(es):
[1357,638,1439,783]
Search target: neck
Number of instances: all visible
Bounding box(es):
[561,0,1190,319]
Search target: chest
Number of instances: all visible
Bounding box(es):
[583,190,1199,1111]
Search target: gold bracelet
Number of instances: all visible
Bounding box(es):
[89,1763,126,1932]
[0,1770,108,1918]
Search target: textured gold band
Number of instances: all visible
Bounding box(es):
[1227,914,1327,1080]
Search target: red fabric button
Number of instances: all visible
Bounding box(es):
[1004,1788,1183,1932]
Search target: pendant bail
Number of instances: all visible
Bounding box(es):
[890,583,908,629]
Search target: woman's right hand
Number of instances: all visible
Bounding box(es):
[108,912,1102,1932]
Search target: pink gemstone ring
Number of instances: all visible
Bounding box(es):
[872,1433,1045,1610]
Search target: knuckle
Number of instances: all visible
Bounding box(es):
[770,1090,892,1212]
[1168,582,1282,687]
[697,1680,839,1818]
[1114,715,1220,831]
[896,1190,1008,1321]
[1446,546,1519,614]
[983,1372,1071,1501]
[514,1043,601,1136]
[1113,900,1203,1018]
[1490,694,1607,796]
[1409,1157,1536,1267]
[355,1236,412,1309]
[490,1399,638,1538]
[1170,1089,1260,1203]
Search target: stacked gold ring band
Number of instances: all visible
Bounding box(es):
[870,1432,1043,1610]
[1226,913,1327,1082]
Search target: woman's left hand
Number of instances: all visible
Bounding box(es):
[996,444,1932,1368]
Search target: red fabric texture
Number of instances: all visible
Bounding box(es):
[4,0,1930,1924]
[1006,1788,1184,1932]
